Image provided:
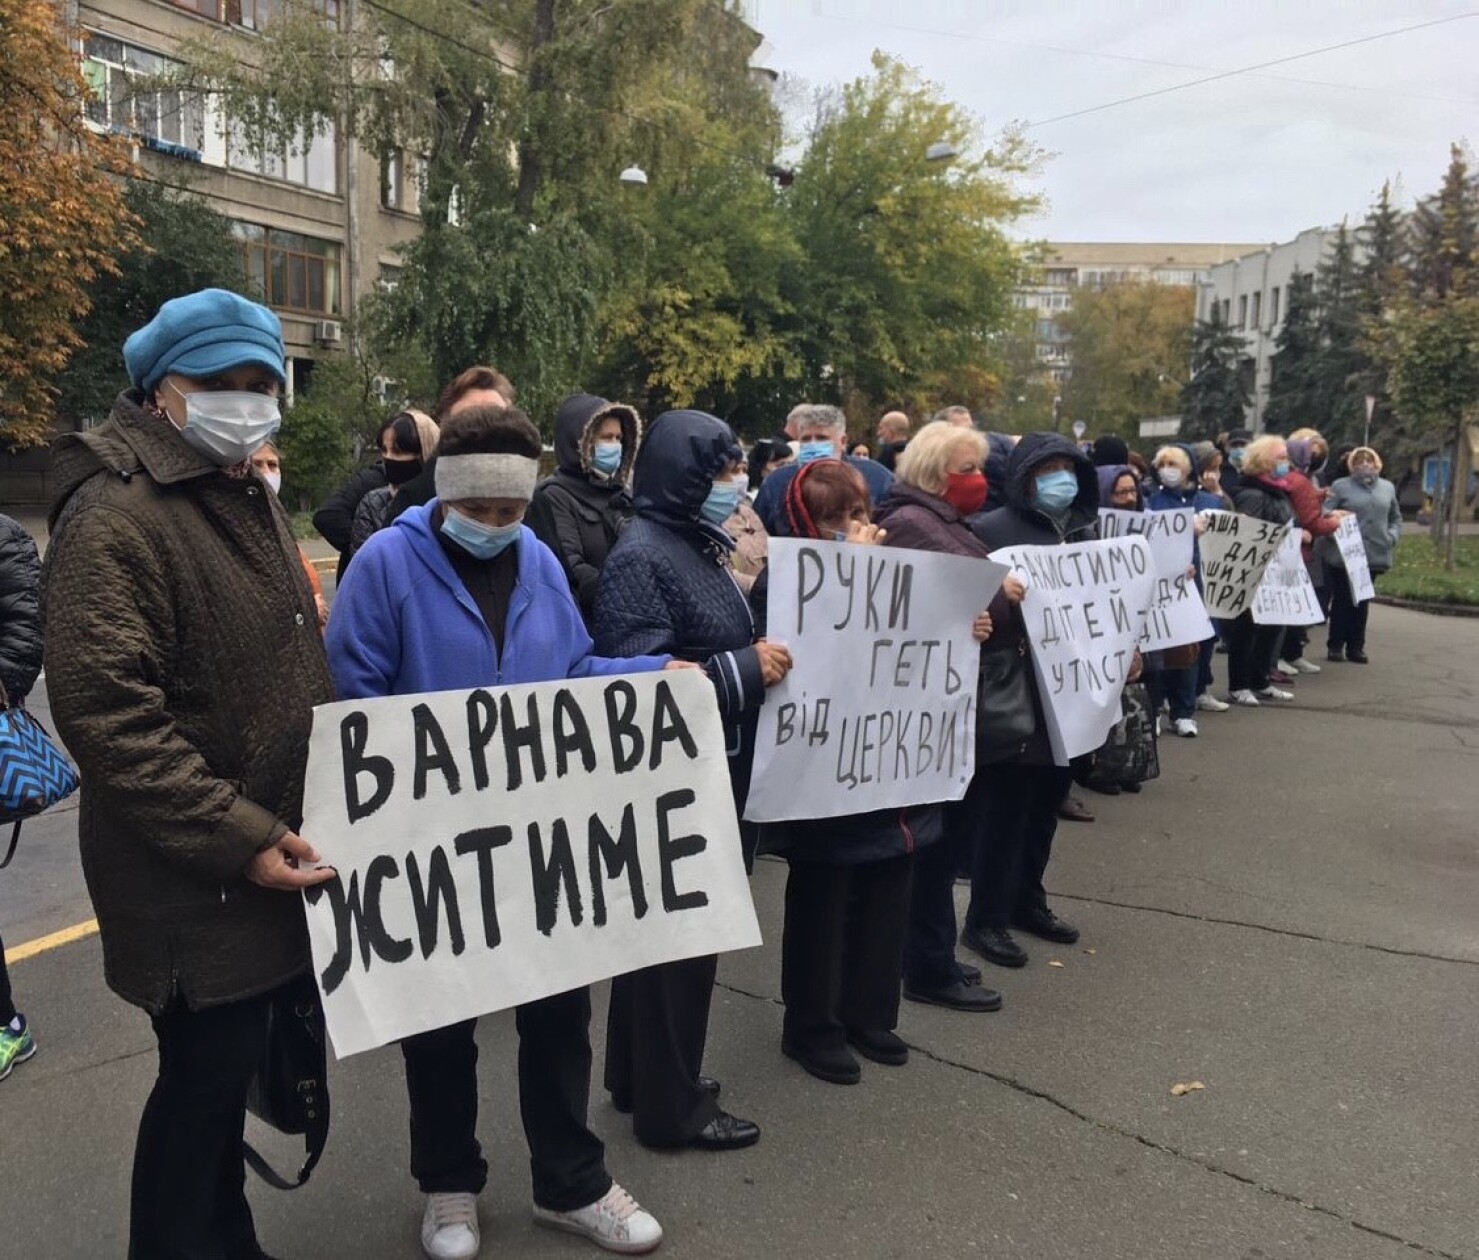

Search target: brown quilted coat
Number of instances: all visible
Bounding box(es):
[42,392,334,1014]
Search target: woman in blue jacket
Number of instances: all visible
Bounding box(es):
[594,409,793,1153]
[328,405,677,1260]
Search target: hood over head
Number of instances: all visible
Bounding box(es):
[1005,431,1099,518]
[1091,434,1130,467]
[1096,463,1140,509]
[553,392,642,482]
[632,409,742,524]
[1286,437,1313,473]
[984,432,1016,510]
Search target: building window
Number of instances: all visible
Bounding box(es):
[1250,291,1262,328]
[1044,268,1077,287]
[1220,298,1231,324]
[228,117,338,194]
[1237,295,1248,328]
[378,264,402,293]
[234,222,342,314]
[167,0,340,23]
[1270,287,1281,326]
[82,34,205,155]
[380,149,424,214]
[1153,267,1199,286]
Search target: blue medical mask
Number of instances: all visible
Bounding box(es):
[1274,460,1291,478]
[699,478,741,525]
[1034,469,1079,513]
[1228,446,1247,467]
[797,440,835,465]
[591,441,622,477]
[441,508,521,560]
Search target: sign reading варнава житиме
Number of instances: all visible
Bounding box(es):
[300,670,760,1057]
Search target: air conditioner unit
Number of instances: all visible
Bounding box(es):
[315,319,343,345]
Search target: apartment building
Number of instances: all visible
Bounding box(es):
[1193,227,1341,431]
[1015,241,1262,385]
[76,0,427,401]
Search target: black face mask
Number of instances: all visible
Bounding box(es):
[384,458,423,487]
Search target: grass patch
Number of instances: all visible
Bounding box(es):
[1374,533,1479,606]
[288,511,322,542]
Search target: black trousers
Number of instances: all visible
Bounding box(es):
[0,929,14,1025]
[965,762,1073,932]
[1328,579,1371,653]
[402,988,609,1212]
[1225,611,1283,692]
[904,779,979,992]
[604,955,720,1147]
[129,987,278,1260]
[781,853,912,1051]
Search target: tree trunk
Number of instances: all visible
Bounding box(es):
[513,0,557,222]
[1446,414,1469,571]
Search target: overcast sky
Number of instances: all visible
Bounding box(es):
[750,0,1477,245]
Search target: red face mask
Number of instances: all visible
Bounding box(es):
[943,470,987,515]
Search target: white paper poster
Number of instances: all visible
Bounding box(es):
[998,537,1158,765]
[1334,515,1377,603]
[1252,525,1324,626]
[744,539,1008,822]
[1198,512,1290,619]
[300,671,760,1057]
[1098,508,1213,649]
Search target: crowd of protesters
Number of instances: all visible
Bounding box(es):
[2,288,1403,1260]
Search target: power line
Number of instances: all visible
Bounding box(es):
[809,6,1479,111]
[1024,11,1479,128]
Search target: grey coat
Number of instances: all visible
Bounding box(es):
[1315,475,1402,574]
[43,392,334,1014]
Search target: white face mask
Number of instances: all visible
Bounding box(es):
[1157,465,1184,489]
[261,470,282,495]
[168,382,281,467]
[731,474,750,496]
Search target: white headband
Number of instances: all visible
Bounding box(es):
[434,453,540,503]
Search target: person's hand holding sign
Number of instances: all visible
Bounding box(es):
[842,521,887,546]
[1002,574,1027,603]
[971,611,994,642]
[248,830,336,891]
[661,660,703,672]
[755,639,793,687]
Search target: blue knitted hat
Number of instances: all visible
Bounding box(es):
[123,289,286,394]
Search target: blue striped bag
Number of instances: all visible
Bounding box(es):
[0,686,79,870]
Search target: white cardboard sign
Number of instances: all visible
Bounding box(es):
[1334,515,1376,603]
[1253,524,1324,626]
[1097,508,1213,649]
[744,539,1008,822]
[300,670,760,1057]
[1198,512,1290,619]
[998,537,1157,765]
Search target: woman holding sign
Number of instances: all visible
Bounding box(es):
[756,459,997,1079]
[1316,446,1400,663]
[1227,436,1299,706]
[594,409,793,1152]
[874,422,1023,1003]
[328,405,676,1259]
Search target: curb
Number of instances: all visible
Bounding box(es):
[1374,595,1479,618]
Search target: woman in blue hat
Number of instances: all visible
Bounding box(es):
[43,289,335,1259]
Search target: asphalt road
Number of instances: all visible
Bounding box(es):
[2,603,1476,1260]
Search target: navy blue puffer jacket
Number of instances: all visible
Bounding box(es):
[594,410,765,808]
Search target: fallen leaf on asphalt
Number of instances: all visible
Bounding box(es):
[1083,948,1097,955]
[1170,1081,1206,1097]
[1047,960,1065,968]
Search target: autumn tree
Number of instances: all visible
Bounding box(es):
[0,0,137,448]
[1056,280,1192,439]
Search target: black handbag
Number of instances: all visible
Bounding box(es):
[243,973,331,1190]
[1093,682,1160,785]
[975,635,1038,766]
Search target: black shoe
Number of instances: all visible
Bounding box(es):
[1057,795,1095,823]
[1119,779,1142,794]
[903,980,1004,1011]
[689,1111,761,1150]
[1013,908,1081,945]
[1327,648,1344,662]
[1347,649,1369,664]
[960,924,1029,969]
[613,1075,720,1114]
[1082,778,1121,796]
[782,1038,861,1085]
[847,1028,909,1066]
[958,962,983,986]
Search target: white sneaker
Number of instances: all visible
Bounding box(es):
[533,1183,663,1255]
[1276,659,1298,675]
[1173,718,1199,738]
[1255,685,1295,702]
[1290,657,1322,674]
[422,1193,480,1260]
[1230,690,1260,707]
[1196,693,1230,713]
